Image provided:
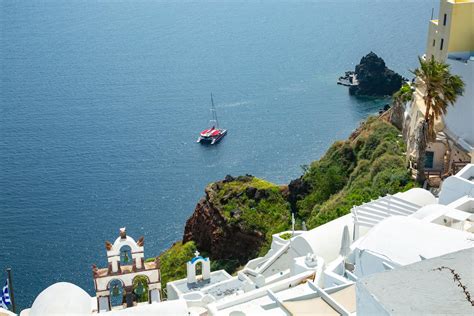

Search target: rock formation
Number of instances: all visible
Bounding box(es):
[349,52,404,97]
[182,175,290,264]
[287,177,311,213]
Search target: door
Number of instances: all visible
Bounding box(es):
[425,151,434,169]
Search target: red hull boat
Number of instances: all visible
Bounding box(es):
[197,94,227,145]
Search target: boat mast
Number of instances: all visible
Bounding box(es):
[210,93,219,129]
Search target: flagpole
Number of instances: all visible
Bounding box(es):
[6,268,16,313]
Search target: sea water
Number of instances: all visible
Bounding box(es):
[0,0,436,309]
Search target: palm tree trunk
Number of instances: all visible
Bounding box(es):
[424,96,432,121]
[416,95,433,184]
[416,120,428,184]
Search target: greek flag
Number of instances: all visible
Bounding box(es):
[0,280,11,310]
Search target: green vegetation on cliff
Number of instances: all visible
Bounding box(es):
[215,176,291,252]
[159,117,416,291]
[297,117,416,228]
[159,241,197,291]
[159,240,247,294]
[160,177,290,292]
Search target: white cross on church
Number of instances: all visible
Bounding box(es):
[194,250,200,257]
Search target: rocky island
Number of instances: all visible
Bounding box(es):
[342,52,405,97]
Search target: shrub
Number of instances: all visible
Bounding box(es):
[279,232,292,240]
[370,153,405,178]
[211,259,241,275]
[217,177,291,251]
[304,118,417,229]
[159,241,196,291]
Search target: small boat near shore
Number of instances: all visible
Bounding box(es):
[337,71,359,86]
[197,94,227,145]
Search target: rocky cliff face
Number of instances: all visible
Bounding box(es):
[182,175,290,264]
[349,52,403,97]
[287,177,311,213]
[182,184,264,264]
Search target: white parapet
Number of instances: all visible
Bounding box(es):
[439,164,474,205]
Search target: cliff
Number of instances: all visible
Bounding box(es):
[349,52,404,97]
[158,117,416,291]
[295,117,416,227]
[183,175,290,263]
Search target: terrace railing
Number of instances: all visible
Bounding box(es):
[452,161,470,175]
[351,194,421,239]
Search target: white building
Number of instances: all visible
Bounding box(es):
[19,165,474,315]
[20,229,162,316]
[19,282,187,316]
[404,0,474,176]
[357,247,474,315]
[168,165,474,315]
[93,228,161,312]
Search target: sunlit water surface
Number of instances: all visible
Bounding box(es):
[0,0,436,309]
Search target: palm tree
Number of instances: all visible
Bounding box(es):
[411,56,464,183]
[390,83,413,130]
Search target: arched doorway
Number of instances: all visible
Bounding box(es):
[132,275,149,304]
[195,261,203,277]
[119,245,132,266]
[108,279,125,308]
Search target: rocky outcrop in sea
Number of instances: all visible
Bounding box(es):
[348,52,404,97]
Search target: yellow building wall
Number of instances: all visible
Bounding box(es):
[426,0,474,61]
[448,3,474,52]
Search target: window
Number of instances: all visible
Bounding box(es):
[443,14,447,26]
[432,39,436,47]
[440,38,444,50]
[425,151,434,169]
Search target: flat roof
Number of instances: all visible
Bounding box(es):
[355,216,474,265]
[283,297,339,316]
[214,282,356,316]
[329,284,356,313]
[358,247,474,315]
[107,299,188,315]
[170,270,232,295]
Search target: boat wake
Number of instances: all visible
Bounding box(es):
[218,100,251,108]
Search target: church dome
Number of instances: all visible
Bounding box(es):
[29,282,91,316]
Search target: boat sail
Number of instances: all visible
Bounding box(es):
[197,94,227,145]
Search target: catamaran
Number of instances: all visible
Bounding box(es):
[197,94,227,145]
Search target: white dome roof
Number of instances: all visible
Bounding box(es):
[394,188,436,206]
[30,282,92,316]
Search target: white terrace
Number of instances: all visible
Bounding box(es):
[351,188,435,239]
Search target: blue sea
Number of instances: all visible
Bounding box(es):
[1,0,436,310]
